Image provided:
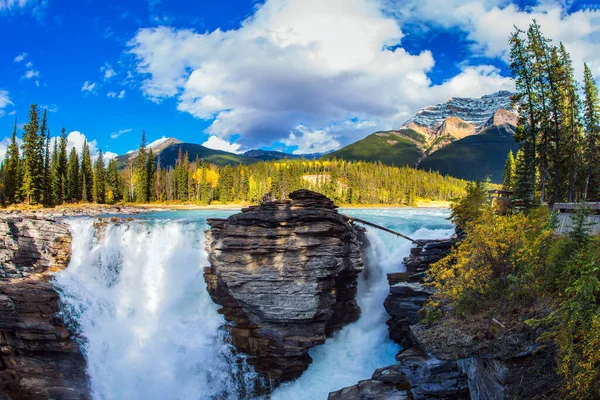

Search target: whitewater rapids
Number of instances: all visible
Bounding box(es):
[53,209,452,400]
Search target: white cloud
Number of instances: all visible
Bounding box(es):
[283,125,341,154]
[103,151,118,162]
[202,135,242,153]
[0,90,13,110]
[0,137,10,161]
[81,81,97,93]
[127,0,518,150]
[110,128,132,139]
[388,1,600,79]
[23,69,39,79]
[52,131,113,162]
[101,63,116,80]
[107,89,126,99]
[40,104,58,113]
[13,52,27,62]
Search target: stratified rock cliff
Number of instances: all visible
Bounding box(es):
[329,238,469,400]
[204,190,365,388]
[0,214,87,399]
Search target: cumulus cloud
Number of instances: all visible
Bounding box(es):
[389,0,600,78]
[110,128,132,139]
[51,131,116,162]
[101,63,116,80]
[0,90,13,117]
[23,69,39,79]
[107,90,126,99]
[13,52,27,62]
[81,81,97,93]
[127,0,519,150]
[202,136,243,153]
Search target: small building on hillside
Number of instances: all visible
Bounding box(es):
[488,189,512,214]
[553,202,600,235]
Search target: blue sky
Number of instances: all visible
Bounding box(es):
[1,0,599,160]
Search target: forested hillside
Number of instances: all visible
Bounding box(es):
[0,112,466,206]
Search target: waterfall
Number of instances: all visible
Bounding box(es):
[54,209,452,400]
[271,224,454,399]
[54,219,257,400]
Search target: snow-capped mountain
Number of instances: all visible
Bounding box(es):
[401,90,514,134]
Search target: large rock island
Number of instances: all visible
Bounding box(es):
[204,190,366,389]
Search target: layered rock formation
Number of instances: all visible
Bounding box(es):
[329,238,470,400]
[402,91,514,133]
[204,190,365,388]
[0,214,88,399]
[385,240,455,349]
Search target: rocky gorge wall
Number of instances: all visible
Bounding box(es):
[329,239,470,400]
[0,213,88,400]
[204,190,366,389]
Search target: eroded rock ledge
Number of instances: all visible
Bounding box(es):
[0,215,87,400]
[204,190,365,388]
[329,238,469,400]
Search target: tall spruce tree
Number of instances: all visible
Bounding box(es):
[3,120,21,204]
[134,131,149,202]
[81,140,93,202]
[509,27,537,204]
[21,104,43,203]
[146,148,155,202]
[502,150,516,191]
[39,109,53,206]
[106,158,121,203]
[93,151,106,204]
[52,128,69,204]
[66,147,80,202]
[582,63,600,200]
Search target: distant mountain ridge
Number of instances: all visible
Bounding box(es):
[327,91,519,182]
[402,90,514,135]
[113,91,519,182]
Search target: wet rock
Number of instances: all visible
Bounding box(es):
[0,215,88,399]
[328,347,468,400]
[385,239,455,349]
[204,190,365,388]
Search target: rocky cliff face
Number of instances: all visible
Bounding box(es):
[204,190,365,388]
[0,213,88,399]
[329,238,469,400]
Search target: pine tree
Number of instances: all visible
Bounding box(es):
[81,140,93,202]
[66,147,80,202]
[3,120,21,204]
[21,104,43,203]
[93,150,106,204]
[513,147,536,207]
[509,27,537,204]
[134,131,148,202]
[106,158,121,203]
[146,148,155,202]
[502,150,516,191]
[582,63,600,200]
[52,128,68,204]
[43,132,52,205]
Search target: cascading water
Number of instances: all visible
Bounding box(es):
[54,218,257,400]
[53,208,452,400]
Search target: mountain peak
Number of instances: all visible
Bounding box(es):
[401,91,514,132]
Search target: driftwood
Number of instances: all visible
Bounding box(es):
[341,215,424,246]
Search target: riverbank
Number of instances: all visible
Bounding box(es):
[0,199,450,218]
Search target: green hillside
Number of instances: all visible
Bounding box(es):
[419,125,518,182]
[325,129,425,167]
[116,142,256,169]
